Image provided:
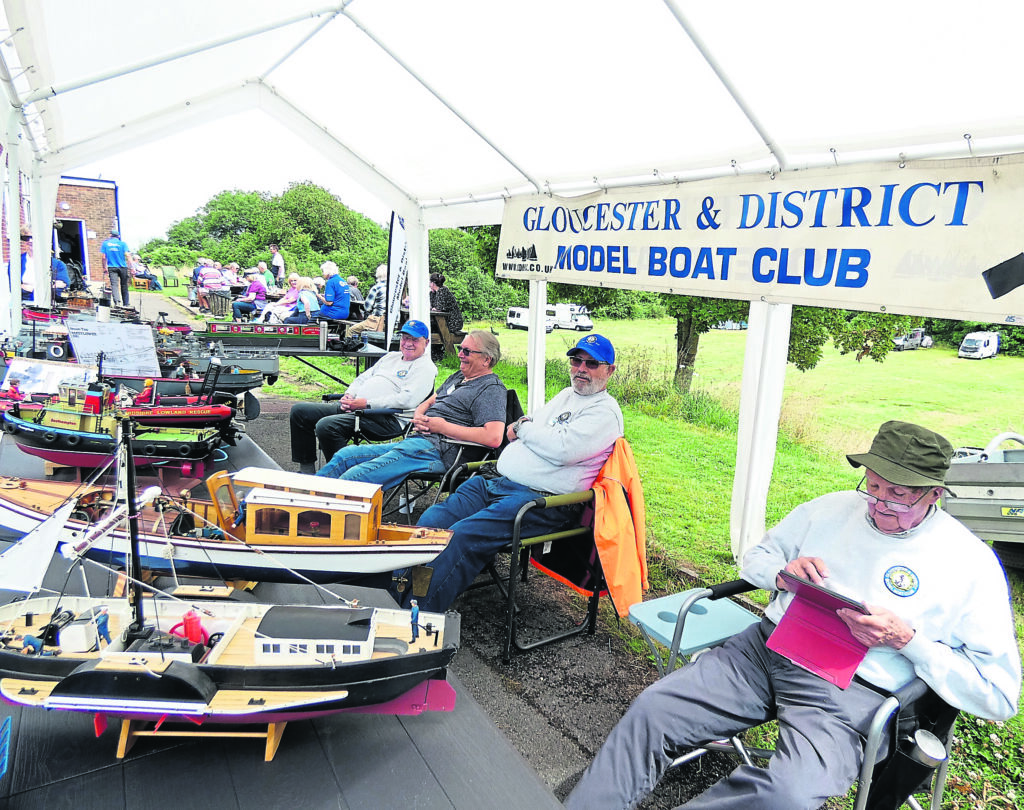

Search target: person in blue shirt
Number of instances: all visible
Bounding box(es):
[100,230,131,306]
[51,252,71,297]
[318,261,351,320]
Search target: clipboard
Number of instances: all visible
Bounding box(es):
[765,570,869,689]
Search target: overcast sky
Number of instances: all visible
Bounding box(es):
[73,109,393,250]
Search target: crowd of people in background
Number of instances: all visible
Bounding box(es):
[14,231,471,340]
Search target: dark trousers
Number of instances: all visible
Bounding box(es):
[289,401,405,464]
[107,266,129,306]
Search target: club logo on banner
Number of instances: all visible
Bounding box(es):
[496,155,1024,323]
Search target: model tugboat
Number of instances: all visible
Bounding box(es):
[1,381,223,475]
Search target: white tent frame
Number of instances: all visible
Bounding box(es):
[3,1,1023,561]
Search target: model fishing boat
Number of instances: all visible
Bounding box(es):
[0,421,458,745]
[0,463,452,583]
[1,381,223,475]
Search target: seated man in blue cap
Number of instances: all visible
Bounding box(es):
[397,333,623,612]
[290,320,438,474]
[566,420,1021,810]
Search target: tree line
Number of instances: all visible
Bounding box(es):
[141,182,1021,391]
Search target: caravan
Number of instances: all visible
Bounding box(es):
[506,307,554,332]
[545,303,594,331]
[958,331,1000,359]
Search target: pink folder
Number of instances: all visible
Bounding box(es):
[766,571,870,689]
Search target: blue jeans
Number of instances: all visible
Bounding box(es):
[316,436,445,490]
[409,476,580,612]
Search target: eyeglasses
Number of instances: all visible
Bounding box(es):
[569,356,609,370]
[855,477,932,513]
[457,345,484,356]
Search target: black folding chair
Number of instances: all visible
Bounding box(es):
[381,389,523,519]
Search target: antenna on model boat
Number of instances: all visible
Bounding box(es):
[116,415,148,644]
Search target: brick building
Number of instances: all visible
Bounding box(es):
[53,177,120,282]
[2,175,119,283]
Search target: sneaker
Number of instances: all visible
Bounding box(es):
[298,463,316,475]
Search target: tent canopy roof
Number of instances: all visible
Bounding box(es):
[4,0,1024,225]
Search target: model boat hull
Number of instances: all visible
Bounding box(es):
[1,412,221,469]
[0,475,450,582]
[0,596,459,725]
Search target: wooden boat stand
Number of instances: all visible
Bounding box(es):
[116,717,288,762]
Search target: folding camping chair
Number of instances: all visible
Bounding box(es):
[454,437,645,662]
[628,581,957,810]
[381,389,523,519]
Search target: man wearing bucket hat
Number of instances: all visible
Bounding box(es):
[398,333,624,613]
[289,319,437,474]
[568,420,1020,810]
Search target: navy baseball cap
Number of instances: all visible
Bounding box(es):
[400,319,429,339]
[567,334,615,364]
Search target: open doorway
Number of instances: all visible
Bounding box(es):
[55,218,88,282]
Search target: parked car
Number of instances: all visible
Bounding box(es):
[892,327,932,350]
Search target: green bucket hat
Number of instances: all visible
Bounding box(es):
[847,421,953,488]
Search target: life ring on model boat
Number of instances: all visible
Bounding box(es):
[65,434,81,447]
[143,444,157,456]
[42,432,57,444]
[178,444,191,457]
[46,343,66,360]
[1,422,16,435]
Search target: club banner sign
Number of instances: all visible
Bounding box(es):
[496,155,1024,323]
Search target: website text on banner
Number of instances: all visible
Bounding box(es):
[496,155,1024,324]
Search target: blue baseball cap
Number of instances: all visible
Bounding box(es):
[567,334,615,364]
[400,319,429,339]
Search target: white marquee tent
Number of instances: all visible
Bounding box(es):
[3,0,1024,559]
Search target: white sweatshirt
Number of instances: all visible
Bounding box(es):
[497,387,623,495]
[741,491,1021,720]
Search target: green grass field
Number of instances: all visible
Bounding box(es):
[487,316,1022,453]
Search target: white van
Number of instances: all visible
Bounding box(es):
[545,303,594,332]
[958,331,1000,359]
[506,307,553,332]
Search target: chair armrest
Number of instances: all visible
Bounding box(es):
[889,677,931,706]
[707,579,759,600]
[536,490,596,509]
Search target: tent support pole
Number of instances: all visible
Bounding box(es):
[730,300,792,561]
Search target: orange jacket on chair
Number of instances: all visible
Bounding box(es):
[591,438,647,616]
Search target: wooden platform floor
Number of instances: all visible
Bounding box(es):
[0,433,560,809]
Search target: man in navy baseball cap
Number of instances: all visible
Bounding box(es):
[567,333,615,365]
